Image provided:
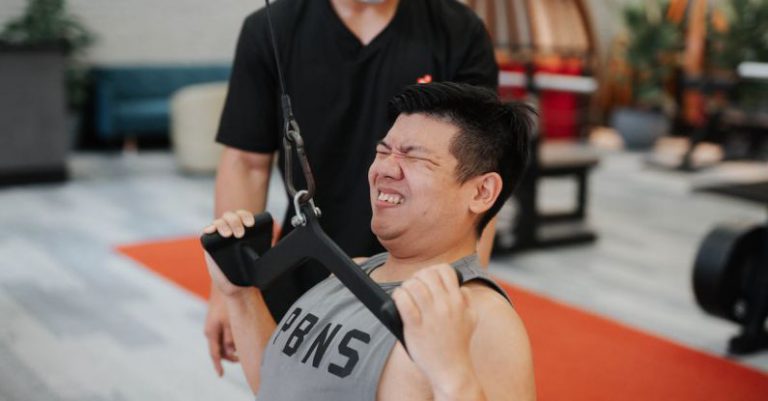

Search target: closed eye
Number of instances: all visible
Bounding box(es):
[375,141,391,155]
[375,141,439,167]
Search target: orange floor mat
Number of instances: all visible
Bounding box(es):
[117,236,768,400]
[117,236,213,300]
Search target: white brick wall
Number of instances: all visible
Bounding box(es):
[0,0,638,66]
[1,0,261,65]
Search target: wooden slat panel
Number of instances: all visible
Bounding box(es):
[512,0,533,51]
[528,0,555,53]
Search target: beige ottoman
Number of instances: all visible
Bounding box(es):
[170,82,228,174]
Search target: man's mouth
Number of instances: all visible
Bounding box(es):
[377,191,404,205]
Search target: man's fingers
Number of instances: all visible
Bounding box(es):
[401,276,434,309]
[222,211,245,238]
[206,331,225,377]
[435,265,464,305]
[393,287,421,326]
[414,267,449,298]
[222,326,239,362]
[435,264,460,289]
[351,256,369,265]
[208,210,254,238]
[213,219,233,237]
[236,209,255,227]
[460,287,473,308]
[460,287,478,326]
[223,348,239,362]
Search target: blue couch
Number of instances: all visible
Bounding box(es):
[91,65,231,141]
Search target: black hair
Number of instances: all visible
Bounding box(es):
[388,82,534,236]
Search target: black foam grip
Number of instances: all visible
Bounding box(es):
[200,212,274,287]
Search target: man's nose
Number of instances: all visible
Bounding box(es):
[375,153,404,180]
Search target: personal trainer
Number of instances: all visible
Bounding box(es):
[204,82,535,400]
[207,0,499,376]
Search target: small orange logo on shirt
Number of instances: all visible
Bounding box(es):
[416,74,432,84]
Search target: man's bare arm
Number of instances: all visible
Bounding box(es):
[205,147,274,376]
[222,287,277,393]
[204,250,277,394]
[467,284,536,401]
[391,266,535,401]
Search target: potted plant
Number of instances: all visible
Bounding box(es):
[609,0,682,150]
[1,0,95,114]
[0,0,94,185]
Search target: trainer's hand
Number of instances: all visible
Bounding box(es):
[204,289,238,376]
[392,264,479,394]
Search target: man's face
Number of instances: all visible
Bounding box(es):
[368,113,474,245]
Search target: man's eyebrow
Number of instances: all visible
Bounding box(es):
[400,145,432,154]
[377,140,431,155]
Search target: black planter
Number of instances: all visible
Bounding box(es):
[0,43,70,186]
[610,107,670,151]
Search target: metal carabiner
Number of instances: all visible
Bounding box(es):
[290,190,322,227]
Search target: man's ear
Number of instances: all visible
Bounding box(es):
[468,172,502,214]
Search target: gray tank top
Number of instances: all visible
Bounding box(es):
[256,253,510,401]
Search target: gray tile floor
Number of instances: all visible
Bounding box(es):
[0,150,766,400]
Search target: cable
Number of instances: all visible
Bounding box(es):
[263,0,316,204]
[264,0,287,99]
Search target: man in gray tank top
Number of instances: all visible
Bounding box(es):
[204,82,536,400]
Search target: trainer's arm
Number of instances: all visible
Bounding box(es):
[205,147,273,376]
[214,147,273,216]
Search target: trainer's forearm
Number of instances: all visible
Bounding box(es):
[224,288,277,394]
[210,148,274,298]
[214,148,273,216]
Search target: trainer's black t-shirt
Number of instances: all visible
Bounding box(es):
[217,0,497,318]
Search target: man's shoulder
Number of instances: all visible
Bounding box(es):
[463,281,523,341]
[465,282,529,357]
[465,281,514,314]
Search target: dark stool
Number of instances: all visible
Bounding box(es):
[495,137,599,252]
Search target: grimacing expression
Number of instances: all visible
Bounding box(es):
[368,113,476,244]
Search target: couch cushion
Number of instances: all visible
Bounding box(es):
[94,66,231,99]
[114,98,169,135]
[90,65,231,139]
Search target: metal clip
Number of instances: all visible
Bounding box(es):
[282,118,316,205]
[290,190,322,227]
